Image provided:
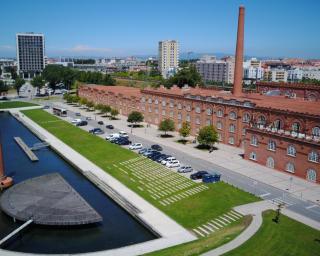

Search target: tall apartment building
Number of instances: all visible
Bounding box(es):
[158,40,179,78]
[16,33,45,78]
[196,56,235,84]
[263,69,288,82]
[243,58,264,80]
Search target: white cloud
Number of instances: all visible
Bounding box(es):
[68,45,112,53]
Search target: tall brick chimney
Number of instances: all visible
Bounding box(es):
[233,5,245,97]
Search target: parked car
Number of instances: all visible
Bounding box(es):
[89,128,104,135]
[161,156,176,165]
[202,173,221,183]
[117,139,131,145]
[166,160,180,168]
[190,171,209,180]
[151,144,163,151]
[106,124,114,129]
[98,121,104,125]
[178,166,193,173]
[105,133,120,140]
[147,151,161,159]
[71,118,82,124]
[138,148,149,154]
[156,154,170,163]
[76,120,88,126]
[129,143,143,150]
[119,131,129,138]
[143,150,157,156]
[75,112,81,116]
[43,105,50,109]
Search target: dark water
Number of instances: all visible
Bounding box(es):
[0,112,156,254]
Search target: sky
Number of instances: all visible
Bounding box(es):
[1,0,320,58]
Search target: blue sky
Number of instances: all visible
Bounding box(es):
[1,0,319,58]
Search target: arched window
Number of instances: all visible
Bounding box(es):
[286,163,295,173]
[229,111,237,120]
[266,157,275,169]
[243,113,251,123]
[195,106,201,113]
[292,122,301,133]
[162,99,166,107]
[287,145,296,157]
[250,135,258,146]
[177,102,182,109]
[308,151,319,162]
[217,109,223,117]
[206,119,212,125]
[267,140,276,151]
[273,119,283,130]
[154,98,159,105]
[217,121,223,130]
[257,115,266,125]
[229,124,236,133]
[229,137,235,145]
[312,127,320,137]
[206,108,213,115]
[249,152,257,161]
[306,169,317,182]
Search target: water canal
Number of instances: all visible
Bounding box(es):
[0,111,156,254]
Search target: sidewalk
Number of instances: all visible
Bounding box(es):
[58,102,320,204]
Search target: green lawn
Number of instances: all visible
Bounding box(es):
[0,101,37,109]
[145,216,252,256]
[22,109,258,230]
[224,210,320,256]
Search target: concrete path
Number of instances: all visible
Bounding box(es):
[202,201,274,256]
[3,109,196,256]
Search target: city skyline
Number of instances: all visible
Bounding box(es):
[1,0,320,58]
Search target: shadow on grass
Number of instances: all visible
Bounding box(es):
[195,144,218,151]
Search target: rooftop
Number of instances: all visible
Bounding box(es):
[0,173,102,225]
[85,84,141,98]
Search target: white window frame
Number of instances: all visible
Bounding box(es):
[267,140,276,151]
[306,169,317,182]
[287,145,296,157]
[308,151,319,163]
[286,162,295,173]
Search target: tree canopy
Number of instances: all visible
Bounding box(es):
[0,80,9,94]
[127,111,144,124]
[31,75,45,93]
[13,77,25,95]
[158,118,175,135]
[197,125,219,148]
[166,65,202,88]
[179,121,191,138]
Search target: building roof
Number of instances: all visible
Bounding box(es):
[84,84,141,98]
[256,81,320,90]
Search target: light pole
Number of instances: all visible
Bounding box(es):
[289,176,293,190]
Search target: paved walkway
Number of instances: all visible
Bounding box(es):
[2,109,196,256]
[57,102,320,204]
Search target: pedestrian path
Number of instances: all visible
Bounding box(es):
[192,210,243,238]
[118,157,209,206]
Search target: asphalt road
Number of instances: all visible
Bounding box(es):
[44,101,320,223]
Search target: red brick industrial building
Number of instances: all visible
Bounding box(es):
[78,6,320,183]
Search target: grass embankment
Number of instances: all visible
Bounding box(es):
[22,109,257,229]
[146,216,252,256]
[224,210,320,256]
[0,101,37,109]
[115,78,158,88]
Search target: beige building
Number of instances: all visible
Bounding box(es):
[158,40,179,78]
[264,69,288,82]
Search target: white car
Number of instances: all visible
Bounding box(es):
[161,156,176,165]
[105,133,120,140]
[166,160,180,168]
[119,131,129,138]
[71,118,82,124]
[129,143,143,150]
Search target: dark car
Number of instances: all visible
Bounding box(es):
[147,151,162,159]
[115,138,131,145]
[89,128,104,135]
[202,173,221,183]
[43,105,50,109]
[76,120,88,126]
[190,171,209,180]
[106,124,114,129]
[75,112,81,116]
[151,144,163,151]
[156,154,170,163]
[98,121,104,125]
[150,153,164,161]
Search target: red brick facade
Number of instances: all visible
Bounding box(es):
[256,82,320,101]
[78,84,320,183]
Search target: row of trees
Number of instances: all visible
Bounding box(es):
[63,94,119,119]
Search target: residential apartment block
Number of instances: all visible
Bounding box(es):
[158,40,179,78]
[16,32,45,78]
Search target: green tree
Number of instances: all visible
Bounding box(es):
[42,65,64,91]
[94,103,104,111]
[158,118,175,136]
[101,105,111,116]
[0,80,9,95]
[86,101,94,109]
[197,125,218,148]
[102,74,116,85]
[79,97,88,106]
[179,121,191,139]
[166,65,202,88]
[127,111,144,126]
[13,77,25,95]
[110,108,119,119]
[31,75,45,94]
